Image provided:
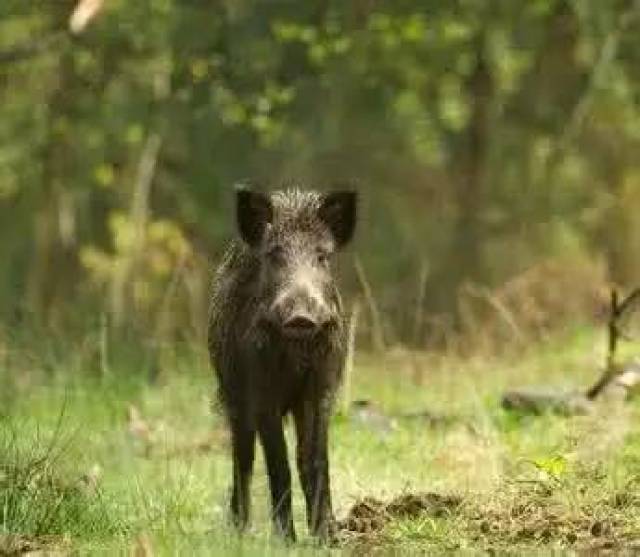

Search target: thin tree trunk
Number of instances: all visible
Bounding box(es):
[437,33,493,319]
[28,15,77,326]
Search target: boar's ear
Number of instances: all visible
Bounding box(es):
[235,185,273,247]
[319,190,357,248]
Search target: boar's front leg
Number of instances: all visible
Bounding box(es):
[294,399,335,540]
[258,415,296,540]
[230,419,255,531]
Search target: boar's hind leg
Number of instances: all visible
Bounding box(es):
[258,416,296,540]
[294,401,334,540]
[230,420,255,531]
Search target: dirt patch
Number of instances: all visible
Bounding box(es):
[336,492,462,540]
[466,494,640,553]
[336,487,640,552]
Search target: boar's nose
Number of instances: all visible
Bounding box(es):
[282,312,318,337]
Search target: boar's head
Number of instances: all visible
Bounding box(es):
[236,185,356,339]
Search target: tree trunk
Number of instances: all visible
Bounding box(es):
[434,33,493,319]
[27,5,78,327]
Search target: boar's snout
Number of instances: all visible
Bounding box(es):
[276,300,335,338]
[270,278,335,339]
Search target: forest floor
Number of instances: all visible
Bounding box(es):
[2,326,640,555]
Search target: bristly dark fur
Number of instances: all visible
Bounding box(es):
[208,190,346,400]
[208,185,354,542]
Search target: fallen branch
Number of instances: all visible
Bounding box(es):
[502,286,640,415]
[586,288,640,400]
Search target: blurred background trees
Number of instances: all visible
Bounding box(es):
[1,0,639,349]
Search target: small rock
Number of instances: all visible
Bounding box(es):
[349,400,396,434]
[502,388,592,415]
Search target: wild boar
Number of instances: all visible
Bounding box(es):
[208,184,357,540]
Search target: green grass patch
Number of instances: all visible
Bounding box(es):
[1,325,639,553]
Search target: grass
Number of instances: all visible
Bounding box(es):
[1,325,640,554]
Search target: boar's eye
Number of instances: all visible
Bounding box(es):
[266,245,286,266]
[316,248,330,267]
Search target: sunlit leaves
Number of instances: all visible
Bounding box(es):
[532,455,567,480]
[488,29,533,96]
[393,90,444,166]
[272,19,352,67]
[438,76,470,132]
[438,18,474,44]
[125,124,144,146]
[189,58,209,83]
[80,212,194,315]
[211,80,294,145]
[368,13,428,46]
[93,164,115,188]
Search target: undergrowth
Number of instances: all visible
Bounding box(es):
[0,325,639,554]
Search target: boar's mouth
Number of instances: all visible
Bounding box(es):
[281,313,321,338]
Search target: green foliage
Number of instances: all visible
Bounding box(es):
[532,454,568,480]
[0,1,639,338]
